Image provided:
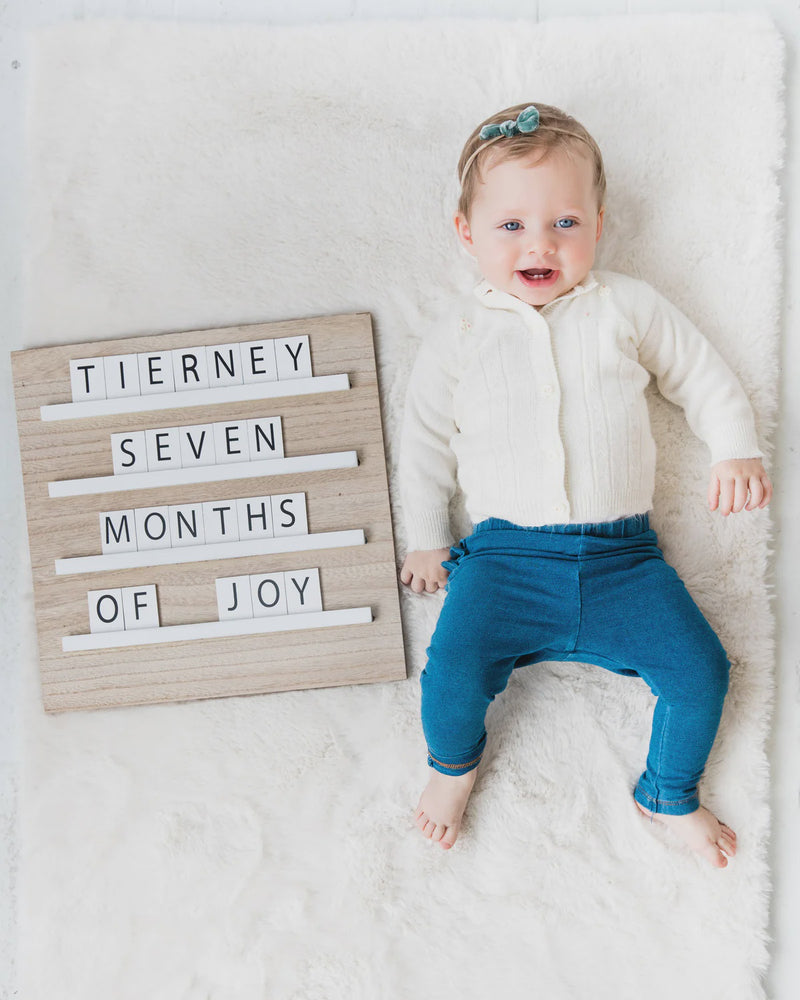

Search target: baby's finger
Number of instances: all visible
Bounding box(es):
[759,476,773,508]
[718,478,735,516]
[733,475,750,513]
[745,476,764,510]
[708,474,721,511]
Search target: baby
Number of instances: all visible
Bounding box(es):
[399,103,772,868]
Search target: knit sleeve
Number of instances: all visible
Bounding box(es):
[634,284,762,464]
[398,330,460,551]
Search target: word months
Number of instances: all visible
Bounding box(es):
[216,569,323,621]
[70,336,312,402]
[111,415,282,475]
[100,493,307,553]
[88,585,159,633]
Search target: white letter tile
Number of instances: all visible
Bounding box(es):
[236,497,274,539]
[178,423,216,467]
[103,354,141,398]
[88,589,125,633]
[145,427,182,470]
[134,507,171,550]
[286,568,322,614]
[241,340,277,384]
[70,358,107,402]
[168,504,206,547]
[247,417,284,460]
[100,509,138,553]
[138,353,174,394]
[275,336,312,380]
[206,344,244,387]
[213,421,250,464]
[122,585,159,630]
[111,430,149,475]
[271,493,308,536]
[172,348,209,392]
[250,573,287,617]
[216,576,253,620]
[202,501,240,544]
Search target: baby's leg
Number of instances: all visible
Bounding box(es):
[630,587,734,866]
[416,610,518,849]
[414,530,576,849]
[577,527,734,867]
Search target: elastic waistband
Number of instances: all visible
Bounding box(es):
[473,514,650,539]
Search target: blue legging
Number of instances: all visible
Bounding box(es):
[420,515,730,816]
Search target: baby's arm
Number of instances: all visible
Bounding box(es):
[398,323,461,591]
[632,282,771,513]
[708,457,773,516]
[400,548,451,594]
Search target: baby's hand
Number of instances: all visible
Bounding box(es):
[708,458,773,516]
[400,548,451,594]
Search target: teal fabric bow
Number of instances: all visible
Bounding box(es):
[479,105,540,140]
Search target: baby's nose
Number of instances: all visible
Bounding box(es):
[526,234,556,256]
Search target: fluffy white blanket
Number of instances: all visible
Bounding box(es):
[18,14,782,999]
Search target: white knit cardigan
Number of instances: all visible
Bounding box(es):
[399,270,762,552]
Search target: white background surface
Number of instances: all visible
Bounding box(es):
[1,1,797,998]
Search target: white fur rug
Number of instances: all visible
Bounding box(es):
[17,14,782,999]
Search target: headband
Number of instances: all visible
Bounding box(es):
[458,104,592,188]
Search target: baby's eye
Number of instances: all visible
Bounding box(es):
[501,221,522,231]
[555,218,576,229]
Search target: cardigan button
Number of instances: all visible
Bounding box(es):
[542,384,554,394]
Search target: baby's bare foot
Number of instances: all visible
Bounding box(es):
[636,800,737,868]
[414,768,478,849]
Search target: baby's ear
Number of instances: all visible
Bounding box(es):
[596,206,605,242]
[454,212,474,251]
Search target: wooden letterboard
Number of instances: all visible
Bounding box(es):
[11,312,407,712]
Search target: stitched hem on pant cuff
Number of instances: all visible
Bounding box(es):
[634,787,700,817]
[427,752,482,776]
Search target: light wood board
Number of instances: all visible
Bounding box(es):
[11,313,407,712]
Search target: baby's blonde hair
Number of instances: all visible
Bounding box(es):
[457,102,606,219]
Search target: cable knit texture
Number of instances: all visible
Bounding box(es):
[401,271,762,550]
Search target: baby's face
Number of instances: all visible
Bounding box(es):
[455,148,604,308]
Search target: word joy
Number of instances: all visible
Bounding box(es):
[216,569,323,621]
[70,335,312,402]
[111,416,283,475]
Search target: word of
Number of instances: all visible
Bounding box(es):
[70,336,312,402]
[111,416,282,476]
[216,569,322,621]
[100,493,307,553]
[88,585,159,634]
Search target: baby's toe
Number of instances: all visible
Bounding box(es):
[441,826,459,850]
[422,819,437,838]
[430,823,447,843]
[703,840,729,868]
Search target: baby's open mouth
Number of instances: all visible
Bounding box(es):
[519,268,555,280]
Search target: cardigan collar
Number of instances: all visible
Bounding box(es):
[473,272,600,316]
